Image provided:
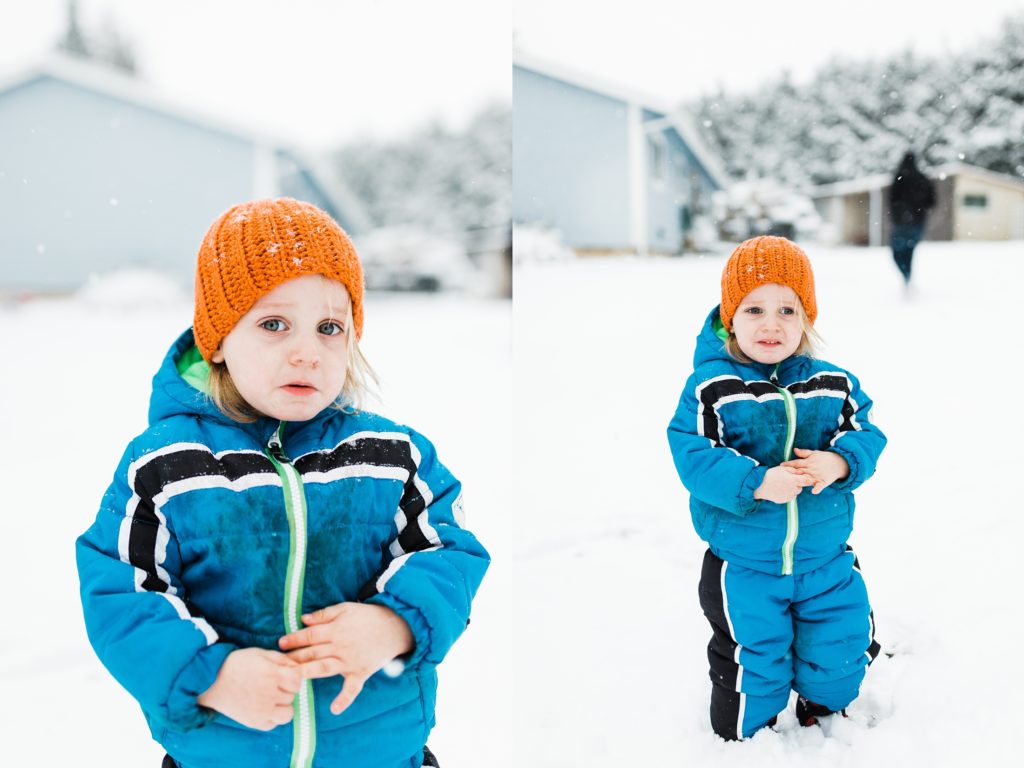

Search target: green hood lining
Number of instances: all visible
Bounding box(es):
[176,344,212,395]
[713,312,729,342]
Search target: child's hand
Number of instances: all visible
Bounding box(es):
[278,602,414,716]
[753,466,815,503]
[780,448,850,495]
[197,648,302,731]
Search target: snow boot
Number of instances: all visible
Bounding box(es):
[422,745,441,767]
[795,695,847,727]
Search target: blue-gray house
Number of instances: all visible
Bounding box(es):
[0,54,369,294]
[514,53,728,255]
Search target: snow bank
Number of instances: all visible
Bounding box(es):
[74,267,191,311]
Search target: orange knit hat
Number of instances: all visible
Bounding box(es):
[193,198,364,362]
[719,236,817,331]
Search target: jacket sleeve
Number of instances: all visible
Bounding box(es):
[358,429,490,669]
[826,371,887,492]
[666,373,768,516]
[76,443,236,732]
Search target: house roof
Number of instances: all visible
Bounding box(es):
[0,52,277,146]
[0,52,370,231]
[514,51,731,189]
[807,162,1024,198]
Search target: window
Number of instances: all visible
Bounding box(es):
[962,194,988,209]
[648,136,666,182]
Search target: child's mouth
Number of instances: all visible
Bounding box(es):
[283,384,316,395]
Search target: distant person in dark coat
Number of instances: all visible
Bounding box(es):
[887,152,936,285]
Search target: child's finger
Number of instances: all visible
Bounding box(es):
[302,603,347,626]
[793,447,813,456]
[284,646,320,664]
[297,658,344,680]
[331,673,367,715]
[780,462,810,472]
[277,665,304,693]
[270,703,295,726]
[267,650,300,666]
[278,624,326,650]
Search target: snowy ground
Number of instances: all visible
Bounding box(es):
[2,240,1023,767]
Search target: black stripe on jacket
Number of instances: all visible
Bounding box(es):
[295,435,432,557]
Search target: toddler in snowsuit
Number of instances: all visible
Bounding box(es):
[77,198,489,768]
[666,236,886,740]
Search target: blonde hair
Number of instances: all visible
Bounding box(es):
[208,300,379,423]
[724,298,824,364]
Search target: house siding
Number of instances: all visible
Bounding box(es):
[513,65,632,250]
[0,75,262,292]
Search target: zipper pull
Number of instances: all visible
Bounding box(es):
[770,363,781,385]
[267,422,289,462]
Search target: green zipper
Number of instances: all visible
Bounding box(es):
[772,365,799,576]
[265,422,317,768]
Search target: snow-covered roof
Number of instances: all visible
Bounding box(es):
[807,162,1024,198]
[805,173,892,198]
[514,51,730,190]
[0,52,370,229]
[933,162,1024,191]
[280,146,373,233]
[0,52,279,146]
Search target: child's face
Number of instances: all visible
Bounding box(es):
[212,275,351,422]
[731,282,804,365]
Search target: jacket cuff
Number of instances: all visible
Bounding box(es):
[737,466,768,516]
[827,447,861,491]
[164,642,236,731]
[365,591,433,669]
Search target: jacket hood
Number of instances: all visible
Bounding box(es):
[147,328,339,440]
[693,305,807,381]
[148,328,226,426]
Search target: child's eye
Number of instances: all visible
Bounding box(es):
[260,318,287,332]
[780,307,795,316]
[318,321,345,336]
[744,306,762,315]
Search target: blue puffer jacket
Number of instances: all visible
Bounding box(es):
[76,329,490,768]
[667,307,886,576]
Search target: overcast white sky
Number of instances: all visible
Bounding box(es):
[514,0,1024,107]
[3,2,1021,150]
[0,0,510,150]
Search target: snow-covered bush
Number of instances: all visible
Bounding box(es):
[512,226,575,265]
[354,226,475,292]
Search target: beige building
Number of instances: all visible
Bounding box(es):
[808,162,1024,246]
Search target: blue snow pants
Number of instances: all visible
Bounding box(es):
[698,547,880,740]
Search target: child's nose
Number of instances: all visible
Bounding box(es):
[289,334,321,368]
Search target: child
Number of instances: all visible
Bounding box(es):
[76,198,489,768]
[666,236,886,741]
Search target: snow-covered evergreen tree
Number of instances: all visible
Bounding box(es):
[55,0,138,75]
[333,103,511,240]
[691,12,1024,186]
